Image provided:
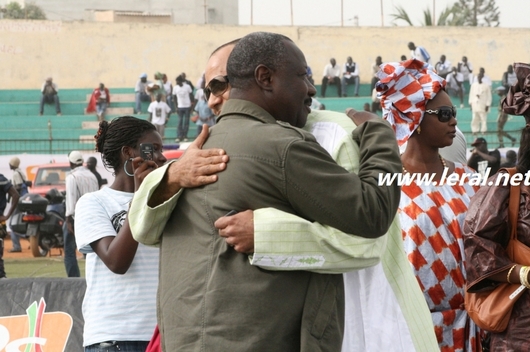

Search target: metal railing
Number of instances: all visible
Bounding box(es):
[0,129,522,155]
[0,137,181,155]
[0,139,94,155]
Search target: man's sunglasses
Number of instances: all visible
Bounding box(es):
[204,75,229,101]
[425,106,457,122]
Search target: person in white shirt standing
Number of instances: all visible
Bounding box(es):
[469,70,492,137]
[321,58,342,98]
[457,56,474,83]
[472,67,492,86]
[64,151,98,277]
[502,64,517,91]
[173,75,193,142]
[148,93,171,139]
[162,74,173,112]
[407,42,430,63]
[341,56,360,97]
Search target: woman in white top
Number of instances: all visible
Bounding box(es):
[76,116,228,352]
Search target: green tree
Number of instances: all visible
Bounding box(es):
[4,2,46,20]
[24,3,46,20]
[5,2,24,19]
[437,5,466,26]
[453,0,499,26]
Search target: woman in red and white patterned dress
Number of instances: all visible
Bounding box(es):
[377,59,480,351]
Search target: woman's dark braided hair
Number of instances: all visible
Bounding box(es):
[94,116,156,173]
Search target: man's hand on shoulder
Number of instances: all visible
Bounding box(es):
[168,125,229,189]
[345,108,378,126]
[147,126,228,207]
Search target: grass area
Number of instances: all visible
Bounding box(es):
[4,257,85,278]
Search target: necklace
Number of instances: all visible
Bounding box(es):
[402,154,447,174]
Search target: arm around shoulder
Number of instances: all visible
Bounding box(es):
[351,118,402,233]
[129,162,183,246]
[284,128,400,238]
[251,207,385,273]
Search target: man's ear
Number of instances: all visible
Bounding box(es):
[254,65,273,92]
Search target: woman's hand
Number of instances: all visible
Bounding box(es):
[132,156,158,192]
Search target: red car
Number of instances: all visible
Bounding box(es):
[26,163,71,197]
[162,149,184,161]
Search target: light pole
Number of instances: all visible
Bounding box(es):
[290,0,293,26]
[204,0,207,24]
[341,0,344,27]
[433,0,436,26]
[380,0,384,27]
[250,0,253,25]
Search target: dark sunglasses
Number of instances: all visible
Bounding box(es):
[425,105,457,122]
[204,75,229,101]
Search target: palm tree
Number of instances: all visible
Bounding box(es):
[390,5,414,26]
[422,8,433,26]
[437,5,466,26]
[392,4,458,26]
[392,0,499,27]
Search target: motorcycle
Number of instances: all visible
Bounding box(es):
[10,188,65,257]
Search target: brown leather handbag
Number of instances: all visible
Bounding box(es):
[465,167,530,333]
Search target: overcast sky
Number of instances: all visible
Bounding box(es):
[238,0,529,28]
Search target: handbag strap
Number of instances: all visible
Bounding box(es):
[504,167,521,242]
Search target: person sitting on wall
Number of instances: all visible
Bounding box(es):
[446,66,465,108]
[39,77,61,116]
[341,56,360,97]
[321,58,342,98]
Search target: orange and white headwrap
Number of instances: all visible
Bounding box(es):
[376,59,446,147]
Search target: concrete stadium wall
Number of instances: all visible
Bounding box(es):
[2,20,530,90]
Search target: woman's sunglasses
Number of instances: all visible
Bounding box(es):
[425,106,457,122]
[204,75,229,101]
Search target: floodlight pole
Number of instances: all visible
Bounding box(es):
[433,0,436,26]
[380,0,384,27]
[290,0,293,26]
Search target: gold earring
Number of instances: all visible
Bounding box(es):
[417,126,421,135]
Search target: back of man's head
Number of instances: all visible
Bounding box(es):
[87,156,97,170]
[227,32,291,90]
[9,156,20,169]
[68,150,84,168]
[210,38,240,58]
[506,150,517,162]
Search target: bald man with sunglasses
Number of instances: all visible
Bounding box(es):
[131,34,436,351]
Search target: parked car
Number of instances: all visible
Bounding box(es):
[26,163,71,197]
[163,149,184,161]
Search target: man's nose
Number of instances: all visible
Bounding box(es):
[208,95,222,111]
[307,80,316,97]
